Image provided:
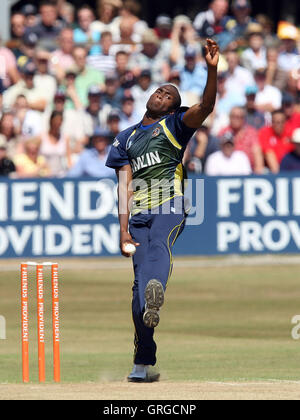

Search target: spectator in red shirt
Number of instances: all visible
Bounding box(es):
[259,110,294,173]
[218,106,264,173]
[282,94,300,137]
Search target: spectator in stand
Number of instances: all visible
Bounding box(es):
[280,129,300,172]
[205,131,252,175]
[13,94,43,138]
[13,32,38,63]
[277,22,299,73]
[119,93,140,130]
[21,4,38,28]
[68,127,114,177]
[219,106,264,173]
[265,47,288,92]
[284,71,300,103]
[34,49,57,107]
[175,46,207,100]
[87,31,116,76]
[282,94,300,137]
[0,36,20,89]
[224,50,255,97]
[107,109,121,143]
[0,81,4,120]
[91,0,122,41]
[10,12,26,42]
[3,61,49,113]
[50,28,76,83]
[184,125,220,173]
[241,24,267,74]
[154,15,172,41]
[40,111,71,177]
[59,2,76,28]
[71,45,105,109]
[83,85,112,138]
[25,1,65,52]
[227,0,256,48]
[169,15,201,68]
[0,135,16,177]
[116,0,148,44]
[193,0,231,41]
[259,110,294,173]
[73,5,101,56]
[254,69,282,116]
[115,51,136,89]
[14,137,50,178]
[131,70,158,120]
[129,29,170,85]
[0,112,19,159]
[255,14,277,48]
[245,86,265,129]
[101,72,123,109]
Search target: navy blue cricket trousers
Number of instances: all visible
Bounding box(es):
[129,198,186,366]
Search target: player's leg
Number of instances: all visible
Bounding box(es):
[129,213,157,367]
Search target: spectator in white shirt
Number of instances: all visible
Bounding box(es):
[224,51,255,97]
[205,131,252,176]
[131,69,158,120]
[254,69,282,114]
[87,31,117,76]
[119,93,140,131]
[241,24,267,74]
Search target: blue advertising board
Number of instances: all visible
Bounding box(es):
[0,173,300,258]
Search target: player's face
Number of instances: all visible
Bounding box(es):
[146,86,178,116]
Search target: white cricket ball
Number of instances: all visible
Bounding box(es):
[123,243,136,256]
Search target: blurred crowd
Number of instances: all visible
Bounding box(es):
[0,0,300,178]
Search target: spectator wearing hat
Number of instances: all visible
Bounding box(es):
[168,15,200,68]
[205,131,252,176]
[245,85,265,129]
[24,1,65,52]
[3,61,49,112]
[87,31,116,76]
[241,24,267,74]
[224,50,255,97]
[107,109,121,143]
[254,69,282,115]
[101,73,123,109]
[14,136,50,178]
[154,15,172,41]
[229,0,257,45]
[34,48,57,107]
[73,5,101,56]
[212,71,246,134]
[68,127,114,177]
[0,135,16,177]
[193,0,231,41]
[280,129,300,172]
[50,28,76,83]
[175,46,207,100]
[0,36,19,88]
[21,4,38,28]
[119,94,140,131]
[13,32,39,63]
[82,85,112,138]
[277,22,299,73]
[131,70,158,120]
[219,106,264,173]
[259,110,294,173]
[128,29,169,85]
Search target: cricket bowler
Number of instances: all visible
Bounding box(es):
[106,39,219,382]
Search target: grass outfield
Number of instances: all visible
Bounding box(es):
[1,258,300,399]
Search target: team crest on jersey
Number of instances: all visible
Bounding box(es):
[152,127,160,137]
[113,138,120,147]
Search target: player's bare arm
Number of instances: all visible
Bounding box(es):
[183,39,219,129]
[116,164,140,258]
